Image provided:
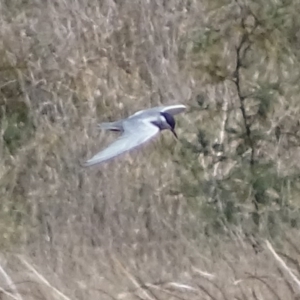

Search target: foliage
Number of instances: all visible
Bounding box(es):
[175,0,300,236]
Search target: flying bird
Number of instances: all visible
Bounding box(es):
[83,104,186,167]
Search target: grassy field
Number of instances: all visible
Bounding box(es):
[1,0,300,299]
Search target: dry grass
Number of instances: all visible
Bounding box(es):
[2,235,300,299]
[1,0,300,299]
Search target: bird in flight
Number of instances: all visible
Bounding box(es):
[83,104,186,167]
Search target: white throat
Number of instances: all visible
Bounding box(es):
[160,115,171,130]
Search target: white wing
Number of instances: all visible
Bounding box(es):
[83,121,159,167]
[160,104,186,115]
[133,104,186,117]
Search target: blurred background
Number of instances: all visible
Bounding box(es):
[1,0,300,299]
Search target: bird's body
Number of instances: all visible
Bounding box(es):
[83,104,186,167]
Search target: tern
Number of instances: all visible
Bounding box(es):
[83,104,186,167]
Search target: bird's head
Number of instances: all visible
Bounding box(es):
[160,112,178,139]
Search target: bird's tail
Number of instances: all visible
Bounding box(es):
[97,121,123,131]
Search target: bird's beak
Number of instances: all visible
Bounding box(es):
[172,129,178,139]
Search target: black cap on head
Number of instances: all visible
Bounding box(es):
[161,112,175,129]
[160,112,178,138]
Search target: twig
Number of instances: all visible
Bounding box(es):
[266,240,300,292]
[232,20,254,166]
[0,259,23,300]
[17,255,72,300]
[192,266,215,280]
[112,255,158,300]
[0,286,21,300]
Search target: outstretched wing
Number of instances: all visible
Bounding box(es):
[83,121,159,167]
[160,104,186,115]
[133,104,186,117]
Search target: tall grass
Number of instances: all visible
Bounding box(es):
[1,0,300,299]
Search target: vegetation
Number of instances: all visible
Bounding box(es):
[1,0,300,299]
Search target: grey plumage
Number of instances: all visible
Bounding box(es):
[83,104,186,167]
